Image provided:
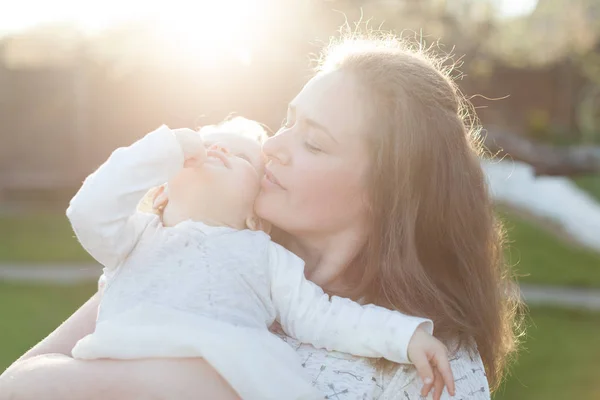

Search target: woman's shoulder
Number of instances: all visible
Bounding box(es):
[272,323,491,400]
[274,326,490,399]
[272,326,387,399]
[382,341,491,400]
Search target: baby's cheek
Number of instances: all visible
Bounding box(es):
[241,167,262,191]
[170,168,194,187]
[170,169,207,200]
[243,178,262,202]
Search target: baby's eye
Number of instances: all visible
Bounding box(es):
[236,153,251,162]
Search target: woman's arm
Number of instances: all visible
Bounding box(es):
[11,292,100,364]
[0,293,240,400]
[0,355,241,400]
[0,292,100,395]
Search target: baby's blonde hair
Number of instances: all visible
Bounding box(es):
[199,116,269,144]
[138,117,268,215]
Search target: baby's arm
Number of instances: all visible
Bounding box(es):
[67,126,187,270]
[267,242,432,364]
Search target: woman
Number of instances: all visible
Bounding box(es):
[0,33,519,399]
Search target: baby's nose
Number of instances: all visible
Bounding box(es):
[208,143,230,154]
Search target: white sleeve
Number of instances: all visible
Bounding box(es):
[66,125,184,271]
[267,242,433,364]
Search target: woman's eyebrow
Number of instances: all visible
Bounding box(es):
[290,104,338,143]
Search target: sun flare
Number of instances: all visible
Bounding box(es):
[3,0,267,60]
[156,0,265,49]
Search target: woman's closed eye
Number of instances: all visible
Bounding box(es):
[304,141,322,153]
[302,130,326,154]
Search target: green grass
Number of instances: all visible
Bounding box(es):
[574,174,600,203]
[0,213,93,263]
[494,307,600,400]
[0,282,97,371]
[1,210,600,290]
[499,211,600,288]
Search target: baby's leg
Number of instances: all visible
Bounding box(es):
[0,353,240,400]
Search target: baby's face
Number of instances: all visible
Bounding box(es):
[167,130,265,227]
[201,131,265,198]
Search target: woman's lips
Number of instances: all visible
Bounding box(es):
[263,167,285,190]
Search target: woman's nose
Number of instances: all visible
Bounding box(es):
[262,132,290,165]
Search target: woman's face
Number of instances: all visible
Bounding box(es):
[255,71,371,238]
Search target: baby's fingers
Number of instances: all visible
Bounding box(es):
[434,350,455,397]
[152,186,168,210]
[411,352,434,397]
[432,369,444,400]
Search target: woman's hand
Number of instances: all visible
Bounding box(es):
[173,128,206,168]
[408,327,456,400]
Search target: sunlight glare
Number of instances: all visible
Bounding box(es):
[2,0,267,64]
[147,0,264,64]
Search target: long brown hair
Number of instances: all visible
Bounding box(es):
[317,33,521,391]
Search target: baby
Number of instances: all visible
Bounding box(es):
[68,118,452,399]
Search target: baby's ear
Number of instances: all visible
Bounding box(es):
[152,184,169,212]
[245,215,272,234]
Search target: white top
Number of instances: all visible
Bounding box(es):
[67,126,437,399]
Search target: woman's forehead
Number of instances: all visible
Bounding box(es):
[292,71,366,140]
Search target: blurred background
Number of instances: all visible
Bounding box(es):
[1,0,600,399]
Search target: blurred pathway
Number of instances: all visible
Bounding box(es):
[519,284,600,311]
[2,264,600,311]
[0,263,101,284]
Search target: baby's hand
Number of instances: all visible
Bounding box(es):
[408,327,455,400]
[173,128,206,168]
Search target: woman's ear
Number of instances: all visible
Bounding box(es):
[245,214,272,234]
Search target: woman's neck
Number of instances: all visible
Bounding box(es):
[282,226,368,293]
